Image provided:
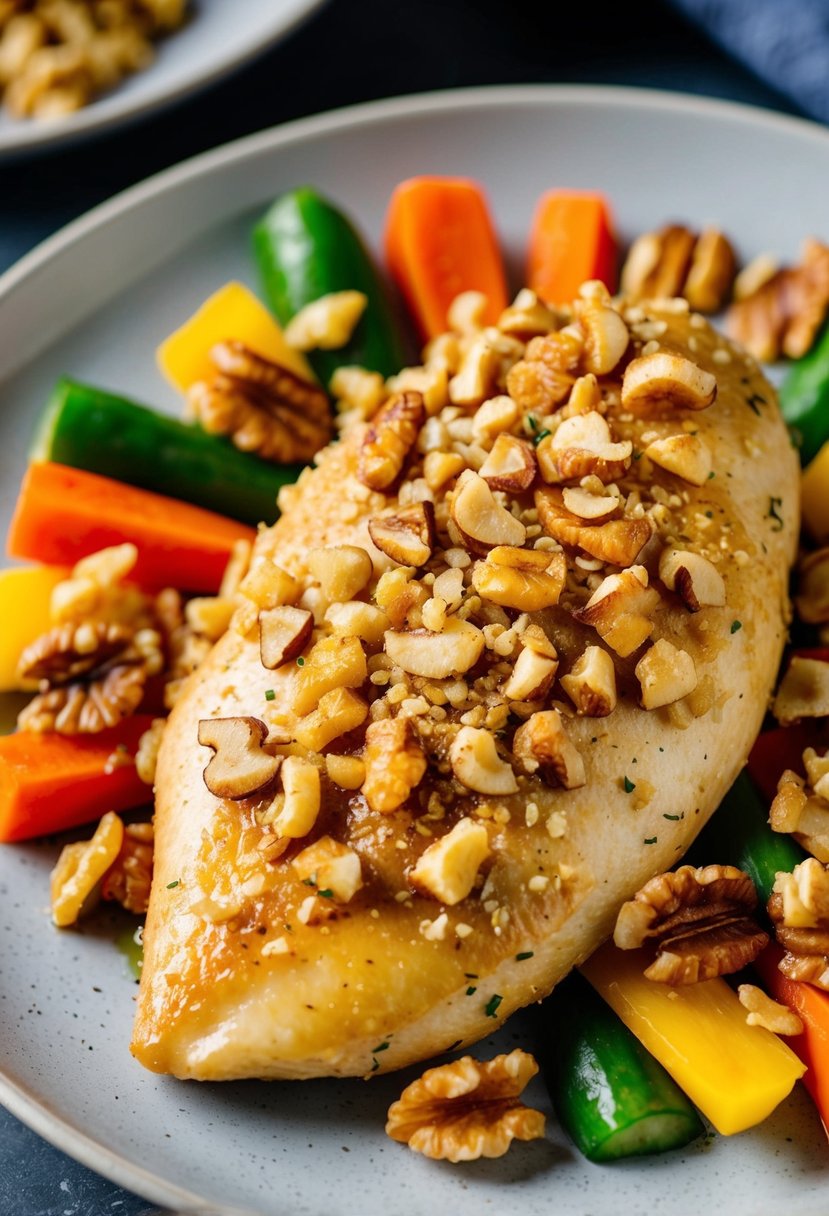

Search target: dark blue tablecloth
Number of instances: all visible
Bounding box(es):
[0,0,806,1211]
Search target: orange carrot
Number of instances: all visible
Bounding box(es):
[754,945,829,1137]
[0,716,155,842]
[7,462,254,593]
[385,176,508,340]
[527,191,617,304]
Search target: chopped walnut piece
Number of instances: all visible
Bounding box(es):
[502,645,558,702]
[385,617,485,679]
[536,411,632,486]
[449,470,527,555]
[478,433,537,493]
[773,656,829,725]
[362,717,428,813]
[238,558,300,610]
[17,621,161,735]
[359,391,425,491]
[293,635,368,717]
[325,754,366,790]
[796,548,829,624]
[683,228,738,314]
[471,545,566,612]
[614,864,768,985]
[369,502,436,567]
[198,717,281,800]
[409,816,491,904]
[506,324,583,413]
[325,600,390,647]
[621,351,717,417]
[259,605,313,670]
[135,717,166,786]
[513,709,586,790]
[771,756,829,864]
[560,645,617,717]
[308,545,373,605]
[621,225,697,301]
[101,821,154,915]
[188,341,331,462]
[294,686,368,751]
[644,433,712,486]
[386,1050,545,1162]
[726,238,829,362]
[574,297,630,374]
[450,726,517,795]
[448,330,523,407]
[51,811,124,928]
[635,639,698,710]
[659,548,726,612]
[472,395,520,445]
[292,835,363,903]
[269,756,321,839]
[573,566,661,658]
[737,984,804,1036]
[284,290,367,351]
[769,860,829,990]
[535,486,653,568]
[560,486,618,522]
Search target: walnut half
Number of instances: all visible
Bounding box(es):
[386,1050,545,1162]
[614,864,768,984]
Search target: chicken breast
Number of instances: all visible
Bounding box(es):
[132,295,799,1080]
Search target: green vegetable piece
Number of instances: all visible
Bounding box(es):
[692,770,805,904]
[780,321,829,466]
[253,186,409,386]
[538,972,704,1163]
[32,379,302,528]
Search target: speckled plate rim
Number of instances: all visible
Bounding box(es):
[0,0,328,162]
[4,82,829,1213]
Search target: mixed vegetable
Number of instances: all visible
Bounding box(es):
[5,173,829,1170]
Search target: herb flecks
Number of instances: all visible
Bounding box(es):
[265,689,276,701]
[644,836,658,845]
[484,994,503,1018]
[623,776,636,794]
[516,951,534,961]
[730,620,742,634]
[166,879,180,890]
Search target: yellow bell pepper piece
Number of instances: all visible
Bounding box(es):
[0,565,69,691]
[157,281,315,392]
[581,943,805,1135]
[801,439,829,542]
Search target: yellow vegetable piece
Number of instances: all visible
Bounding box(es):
[0,564,69,691]
[580,942,805,1135]
[157,281,315,392]
[801,440,829,542]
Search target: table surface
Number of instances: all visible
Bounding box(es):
[0,0,803,1212]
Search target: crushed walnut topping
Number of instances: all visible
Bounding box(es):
[769,859,829,990]
[386,1050,545,1162]
[770,756,829,864]
[737,984,804,1036]
[726,238,829,362]
[101,821,154,915]
[614,864,768,984]
[621,223,736,314]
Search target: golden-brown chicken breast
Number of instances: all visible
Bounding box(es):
[132,291,798,1080]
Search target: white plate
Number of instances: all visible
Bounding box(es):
[1,85,829,1216]
[0,0,326,160]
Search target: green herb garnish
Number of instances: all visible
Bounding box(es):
[730,620,742,634]
[516,951,534,961]
[484,994,503,1018]
[265,689,276,701]
[166,879,180,889]
[644,836,657,845]
[768,497,784,531]
[623,776,636,793]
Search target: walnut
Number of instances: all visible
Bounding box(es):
[497,288,561,338]
[472,394,520,445]
[573,297,630,374]
[17,621,161,734]
[368,502,436,567]
[283,290,367,351]
[502,644,558,702]
[386,1050,545,1162]
[449,726,518,795]
[471,545,566,612]
[198,717,281,800]
[51,811,124,927]
[644,433,712,486]
[135,717,166,785]
[614,864,768,985]
[560,645,617,717]
[384,617,485,679]
[513,709,586,790]
[408,817,491,904]
[506,325,583,413]
[259,606,313,670]
[449,470,527,555]
[635,639,698,710]
[293,635,368,716]
[478,433,537,493]
[683,228,738,314]
[726,238,829,362]
[308,545,373,605]
[573,566,661,658]
[188,341,331,463]
[293,686,368,751]
[658,548,726,612]
[621,225,697,301]
[770,761,829,863]
[267,755,321,839]
[101,821,154,914]
[535,486,653,567]
[362,717,428,813]
[291,835,363,903]
[773,656,829,725]
[359,391,425,491]
[536,410,632,485]
[737,984,803,1036]
[621,351,717,417]
[768,862,829,989]
[448,330,523,407]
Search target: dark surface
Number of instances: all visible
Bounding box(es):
[0,0,803,1212]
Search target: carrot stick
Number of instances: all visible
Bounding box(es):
[0,716,155,842]
[7,462,254,593]
[384,176,508,340]
[753,945,829,1137]
[527,191,617,304]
